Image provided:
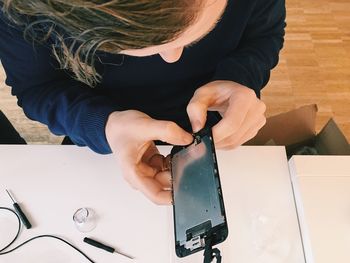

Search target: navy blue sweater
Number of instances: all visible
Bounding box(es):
[0,0,286,154]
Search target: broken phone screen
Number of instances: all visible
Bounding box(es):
[171,128,228,258]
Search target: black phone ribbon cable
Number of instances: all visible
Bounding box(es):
[203,237,222,263]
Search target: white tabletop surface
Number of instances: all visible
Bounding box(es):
[289,155,350,263]
[0,145,305,263]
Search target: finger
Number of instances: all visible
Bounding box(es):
[216,115,266,148]
[141,143,165,174]
[123,163,172,205]
[186,86,224,132]
[148,154,165,173]
[138,176,172,205]
[155,171,172,189]
[164,155,172,171]
[124,162,172,205]
[142,152,172,188]
[146,120,193,146]
[186,100,208,133]
[141,143,160,163]
[137,161,158,177]
[137,162,171,204]
[146,154,172,182]
[217,117,266,149]
[214,97,265,145]
[212,94,253,144]
[140,143,172,175]
[220,129,259,151]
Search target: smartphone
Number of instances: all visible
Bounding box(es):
[170,128,228,258]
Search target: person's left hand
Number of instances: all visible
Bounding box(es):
[186,80,266,150]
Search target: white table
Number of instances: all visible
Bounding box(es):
[289,155,350,263]
[0,145,304,263]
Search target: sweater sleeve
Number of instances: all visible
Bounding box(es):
[0,14,119,154]
[212,0,286,96]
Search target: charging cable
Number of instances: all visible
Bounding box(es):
[0,207,95,262]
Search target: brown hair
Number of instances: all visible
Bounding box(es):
[1,0,201,86]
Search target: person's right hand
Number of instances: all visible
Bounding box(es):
[105,110,193,205]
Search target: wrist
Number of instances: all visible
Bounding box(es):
[105,111,123,151]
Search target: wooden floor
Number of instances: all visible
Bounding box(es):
[262,0,350,141]
[0,0,350,144]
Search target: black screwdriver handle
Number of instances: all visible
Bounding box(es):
[84,237,115,253]
[13,203,32,229]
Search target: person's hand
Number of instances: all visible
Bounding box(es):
[105,110,193,205]
[187,80,266,150]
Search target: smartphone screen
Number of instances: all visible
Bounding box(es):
[171,130,228,257]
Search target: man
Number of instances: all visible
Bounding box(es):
[0,0,286,204]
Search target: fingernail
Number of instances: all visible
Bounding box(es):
[192,120,202,133]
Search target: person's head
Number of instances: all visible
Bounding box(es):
[2,0,226,86]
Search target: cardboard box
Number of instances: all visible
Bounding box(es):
[246,104,350,158]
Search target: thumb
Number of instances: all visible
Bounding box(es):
[187,100,208,133]
[146,120,193,146]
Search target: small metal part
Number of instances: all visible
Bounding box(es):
[5,189,16,203]
[212,153,216,163]
[115,249,134,260]
[194,135,202,145]
[184,236,205,251]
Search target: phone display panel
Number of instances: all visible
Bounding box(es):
[171,128,228,258]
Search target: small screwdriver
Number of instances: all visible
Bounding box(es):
[84,237,134,260]
[6,189,32,229]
